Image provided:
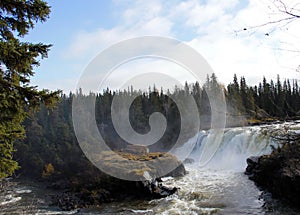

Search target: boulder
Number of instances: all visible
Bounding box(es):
[183,158,195,164]
[52,192,82,211]
[141,179,178,199]
[245,142,300,208]
[244,156,259,179]
[52,188,112,211]
[164,163,186,177]
[51,150,186,210]
[94,150,186,180]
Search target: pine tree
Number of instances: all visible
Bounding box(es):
[227,74,243,115]
[0,0,59,179]
[240,76,247,113]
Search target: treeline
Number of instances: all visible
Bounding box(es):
[227,74,300,120]
[14,73,300,180]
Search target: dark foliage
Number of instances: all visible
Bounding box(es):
[14,74,300,181]
[0,0,60,179]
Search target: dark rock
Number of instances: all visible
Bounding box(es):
[52,192,82,211]
[141,179,178,199]
[245,156,259,179]
[50,150,186,211]
[77,188,111,205]
[183,158,195,164]
[52,187,112,211]
[245,142,300,208]
[246,156,259,165]
[51,175,179,211]
[48,179,71,190]
[164,163,186,177]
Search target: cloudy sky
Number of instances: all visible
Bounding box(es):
[26,0,300,93]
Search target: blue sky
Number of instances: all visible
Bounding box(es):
[25,0,300,93]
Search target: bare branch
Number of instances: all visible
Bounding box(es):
[235,16,295,34]
[234,0,300,72]
[276,0,300,18]
[236,0,300,34]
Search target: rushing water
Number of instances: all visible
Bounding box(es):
[0,179,78,215]
[1,122,300,214]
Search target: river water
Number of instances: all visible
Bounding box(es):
[1,122,300,214]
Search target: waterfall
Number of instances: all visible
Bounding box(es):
[176,125,278,172]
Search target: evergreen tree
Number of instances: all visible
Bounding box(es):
[13,74,300,180]
[239,76,247,113]
[227,74,243,115]
[0,0,59,179]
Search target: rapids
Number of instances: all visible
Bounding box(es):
[1,122,300,214]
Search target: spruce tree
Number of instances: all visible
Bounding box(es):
[0,0,59,179]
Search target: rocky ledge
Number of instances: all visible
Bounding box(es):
[51,150,186,211]
[245,141,300,208]
[93,150,187,180]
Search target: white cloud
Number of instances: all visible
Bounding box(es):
[65,1,173,60]
[100,58,193,91]
[182,0,300,85]
[122,0,162,24]
[174,0,239,28]
[62,0,300,93]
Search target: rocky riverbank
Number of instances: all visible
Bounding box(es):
[48,150,186,211]
[50,177,180,211]
[245,140,300,208]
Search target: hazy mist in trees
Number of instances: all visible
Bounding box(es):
[14,74,300,180]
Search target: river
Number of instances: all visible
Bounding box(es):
[1,122,300,214]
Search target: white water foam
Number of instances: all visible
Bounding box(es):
[176,126,278,172]
[15,189,32,194]
[0,195,22,206]
[131,209,154,213]
[36,210,78,215]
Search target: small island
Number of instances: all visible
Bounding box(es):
[50,146,186,211]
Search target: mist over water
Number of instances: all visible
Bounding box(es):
[187,126,275,171]
[93,124,299,215]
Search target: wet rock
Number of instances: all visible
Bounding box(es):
[164,163,186,177]
[183,158,195,164]
[52,192,82,211]
[141,179,178,199]
[77,188,111,205]
[245,156,259,179]
[52,188,112,211]
[50,150,186,211]
[245,142,300,208]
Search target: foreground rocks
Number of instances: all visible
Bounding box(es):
[245,142,300,208]
[50,151,186,211]
[51,178,179,211]
[141,179,178,199]
[51,187,112,211]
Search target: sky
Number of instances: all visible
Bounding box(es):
[25,0,300,93]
